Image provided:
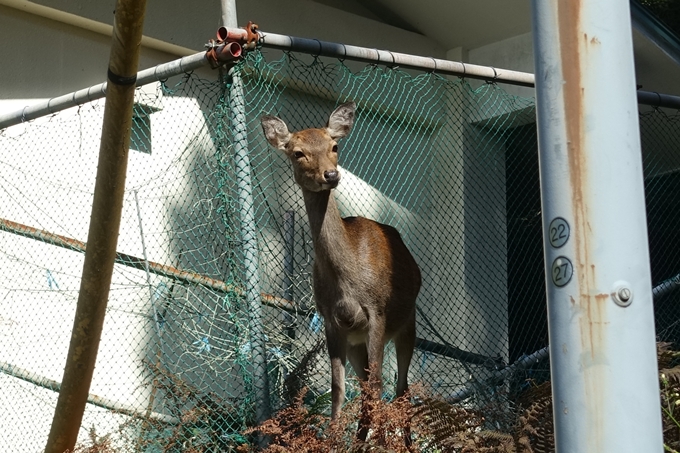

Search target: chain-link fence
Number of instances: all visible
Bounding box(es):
[1,48,679,451]
[641,108,680,343]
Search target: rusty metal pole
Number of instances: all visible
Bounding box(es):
[44,0,147,451]
[531,0,663,451]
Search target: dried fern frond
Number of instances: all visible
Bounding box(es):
[247,387,331,452]
[246,384,418,453]
[478,430,514,443]
[662,366,680,386]
[411,392,517,453]
[72,426,114,453]
[515,381,552,410]
[658,342,680,370]
[243,342,680,452]
[414,402,470,448]
[515,395,553,453]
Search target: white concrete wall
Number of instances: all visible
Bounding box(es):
[0,0,445,102]
[0,89,224,449]
[467,32,536,99]
[0,1,538,449]
[0,3,449,449]
[462,28,680,99]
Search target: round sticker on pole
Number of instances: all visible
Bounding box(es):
[551,256,573,287]
[549,217,570,248]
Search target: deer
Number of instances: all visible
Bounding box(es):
[261,102,422,443]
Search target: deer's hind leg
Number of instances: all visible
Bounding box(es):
[393,311,416,449]
[347,343,371,441]
[394,310,416,397]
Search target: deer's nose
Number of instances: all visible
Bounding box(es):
[324,170,339,184]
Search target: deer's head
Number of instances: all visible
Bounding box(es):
[261,102,355,192]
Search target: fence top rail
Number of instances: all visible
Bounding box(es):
[1,25,679,130]
[0,50,210,130]
[255,29,537,87]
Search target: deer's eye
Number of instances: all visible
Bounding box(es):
[293,150,305,159]
[332,145,338,153]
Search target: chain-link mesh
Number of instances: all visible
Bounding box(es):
[641,108,680,344]
[0,49,679,451]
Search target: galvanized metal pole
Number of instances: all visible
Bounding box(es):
[43,0,147,451]
[531,1,663,451]
[220,0,237,32]
[0,52,207,130]
[221,0,271,423]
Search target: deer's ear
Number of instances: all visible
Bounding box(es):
[261,115,292,150]
[326,102,355,139]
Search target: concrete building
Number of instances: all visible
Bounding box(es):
[1,1,679,450]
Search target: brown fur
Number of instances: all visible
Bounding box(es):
[261,102,421,442]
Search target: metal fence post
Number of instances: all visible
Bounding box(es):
[531,1,663,451]
[222,0,271,423]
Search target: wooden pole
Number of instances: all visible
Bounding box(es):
[44,0,147,451]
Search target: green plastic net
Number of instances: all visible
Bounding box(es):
[0,49,679,451]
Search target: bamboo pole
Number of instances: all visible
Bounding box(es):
[43,0,148,451]
[13,214,676,371]
[0,217,297,313]
[1,361,177,424]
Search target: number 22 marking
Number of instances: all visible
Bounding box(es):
[551,224,567,243]
[548,217,570,248]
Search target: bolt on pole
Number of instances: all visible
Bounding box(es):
[531,0,663,451]
[44,0,147,451]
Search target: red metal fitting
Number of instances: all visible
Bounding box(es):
[206,21,259,68]
[206,41,243,68]
[242,21,260,50]
[216,26,241,42]
[215,21,259,47]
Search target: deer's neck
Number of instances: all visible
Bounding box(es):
[302,190,352,273]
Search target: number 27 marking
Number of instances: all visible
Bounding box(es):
[551,256,573,287]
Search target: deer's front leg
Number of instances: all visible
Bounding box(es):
[325,325,347,419]
[366,314,387,394]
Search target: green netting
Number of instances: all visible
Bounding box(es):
[1,48,679,451]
